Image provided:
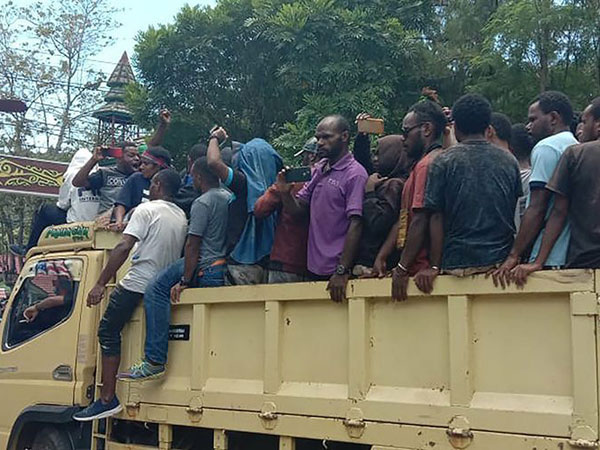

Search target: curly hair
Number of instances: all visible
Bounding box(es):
[452,94,492,135]
[534,91,573,126]
[409,99,448,139]
[490,112,512,142]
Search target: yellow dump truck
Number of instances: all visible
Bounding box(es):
[0,222,599,450]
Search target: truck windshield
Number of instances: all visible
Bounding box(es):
[2,259,82,349]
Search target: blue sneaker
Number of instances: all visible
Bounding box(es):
[73,396,122,421]
[117,360,165,382]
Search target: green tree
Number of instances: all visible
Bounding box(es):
[131,0,436,159]
[22,0,120,152]
[130,0,302,162]
[0,0,120,255]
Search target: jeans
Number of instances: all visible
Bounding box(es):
[267,270,306,284]
[98,286,143,356]
[144,258,225,364]
[27,203,67,250]
[226,264,265,285]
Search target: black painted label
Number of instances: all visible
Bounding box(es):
[168,325,190,341]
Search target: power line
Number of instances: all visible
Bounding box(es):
[8,46,125,68]
[0,119,95,145]
[8,75,111,93]
[26,103,102,119]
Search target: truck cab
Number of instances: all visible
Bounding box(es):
[0,223,119,450]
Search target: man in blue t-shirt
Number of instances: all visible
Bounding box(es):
[112,146,172,230]
[493,91,578,288]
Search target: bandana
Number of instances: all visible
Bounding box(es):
[141,150,169,169]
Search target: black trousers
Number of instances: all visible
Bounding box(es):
[97,285,143,357]
[26,203,67,250]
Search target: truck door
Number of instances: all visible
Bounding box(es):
[0,257,85,448]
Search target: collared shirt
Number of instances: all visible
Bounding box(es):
[297,152,368,276]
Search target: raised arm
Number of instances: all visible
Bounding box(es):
[206,127,230,182]
[148,109,171,147]
[276,170,309,218]
[72,147,103,188]
[254,185,282,219]
[353,132,374,174]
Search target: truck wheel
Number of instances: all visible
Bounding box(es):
[31,426,73,450]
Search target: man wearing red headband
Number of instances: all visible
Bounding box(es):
[112,146,172,230]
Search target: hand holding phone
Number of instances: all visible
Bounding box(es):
[284,166,312,183]
[101,147,123,158]
[357,118,384,135]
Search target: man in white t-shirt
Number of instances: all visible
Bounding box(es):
[63,148,101,223]
[73,169,187,422]
[11,149,100,256]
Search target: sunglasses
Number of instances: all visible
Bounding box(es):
[401,123,424,137]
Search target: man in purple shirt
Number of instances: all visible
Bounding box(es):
[279,115,368,302]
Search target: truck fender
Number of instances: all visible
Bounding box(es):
[7,404,89,450]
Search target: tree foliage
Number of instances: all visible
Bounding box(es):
[0,0,119,254]
[130,0,600,159]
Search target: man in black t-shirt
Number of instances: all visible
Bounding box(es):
[72,143,140,214]
[417,94,522,293]
[511,97,600,284]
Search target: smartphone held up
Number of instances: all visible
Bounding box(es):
[101,147,123,158]
[357,117,384,135]
[284,167,312,183]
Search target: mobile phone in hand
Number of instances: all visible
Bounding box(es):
[285,167,312,183]
[101,147,123,158]
[357,118,384,134]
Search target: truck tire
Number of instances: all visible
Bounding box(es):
[31,426,73,450]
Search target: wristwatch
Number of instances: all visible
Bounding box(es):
[179,276,191,287]
[335,264,348,276]
[396,262,409,274]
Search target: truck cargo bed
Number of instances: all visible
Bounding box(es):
[112,270,600,449]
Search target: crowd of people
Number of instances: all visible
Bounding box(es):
[18,89,599,422]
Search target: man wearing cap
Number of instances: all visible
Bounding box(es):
[254,138,320,283]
